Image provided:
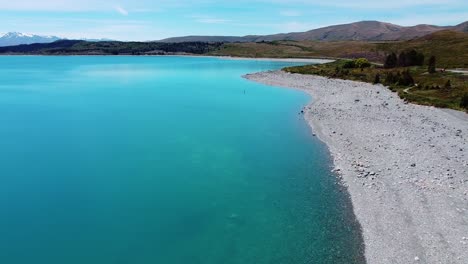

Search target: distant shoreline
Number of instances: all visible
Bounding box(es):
[214,56,335,63]
[244,70,468,264]
[0,53,335,63]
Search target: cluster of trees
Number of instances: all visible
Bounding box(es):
[384,50,425,68]
[96,42,224,55]
[384,70,414,86]
[343,58,371,69]
[155,42,224,54]
[384,50,438,74]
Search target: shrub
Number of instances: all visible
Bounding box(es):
[355,58,371,69]
[397,70,414,86]
[343,60,356,69]
[444,80,451,89]
[385,72,396,85]
[373,73,381,84]
[343,58,371,69]
[395,71,401,83]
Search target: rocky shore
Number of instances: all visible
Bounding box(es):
[244,70,468,264]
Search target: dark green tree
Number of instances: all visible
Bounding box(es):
[461,94,468,109]
[428,56,436,73]
[416,51,425,66]
[406,50,425,66]
[398,51,408,67]
[384,53,398,68]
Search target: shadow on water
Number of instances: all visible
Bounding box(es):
[287,125,367,264]
[328,168,367,264]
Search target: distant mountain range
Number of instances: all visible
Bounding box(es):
[0,32,61,47]
[1,20,467,47]
[160,20,468,43]
[0,32,116,47]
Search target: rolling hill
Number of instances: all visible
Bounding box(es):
[209,30,468,68]
[160,20,468,43]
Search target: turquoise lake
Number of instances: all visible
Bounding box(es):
[0,56,364,263]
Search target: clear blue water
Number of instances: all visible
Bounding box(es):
[0,56,364,264]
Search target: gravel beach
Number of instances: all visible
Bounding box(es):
[244,70,468,264]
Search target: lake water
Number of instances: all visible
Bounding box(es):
[0,56,364,264]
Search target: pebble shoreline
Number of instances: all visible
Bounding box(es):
[244,70,468,264]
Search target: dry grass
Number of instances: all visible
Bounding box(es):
[209,31,468,69]
[285,60,468,111]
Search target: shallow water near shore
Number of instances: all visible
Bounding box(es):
[0,56,364,264]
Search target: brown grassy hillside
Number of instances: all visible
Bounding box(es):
[209,31,468,68]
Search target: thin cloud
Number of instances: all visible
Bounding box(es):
[190,15,232,24]
[388,12,468,26]
[278,21,317,32]
[266,0,465,9]
[280,10,302,17]
[115,6,129,16]
[196,18,231,24]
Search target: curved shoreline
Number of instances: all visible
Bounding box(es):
[244,70,468,264]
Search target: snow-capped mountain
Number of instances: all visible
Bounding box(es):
[0,32,61,47]
[79,38,116,42]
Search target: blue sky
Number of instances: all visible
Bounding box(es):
[0,0,467,40]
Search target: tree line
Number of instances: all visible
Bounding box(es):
[384,50,437,74]
[384,50,425,68]
[0,41,224,55]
